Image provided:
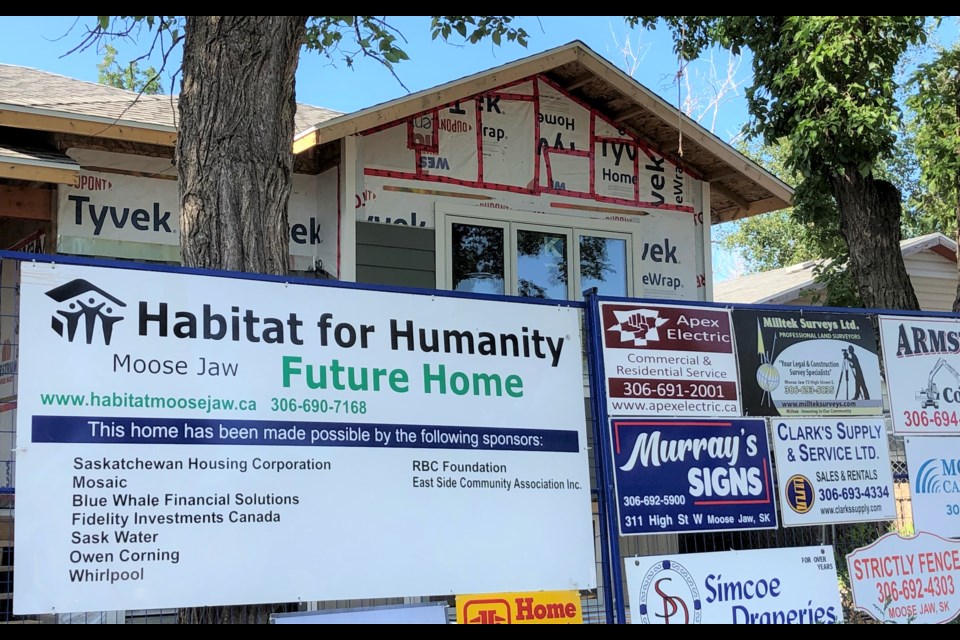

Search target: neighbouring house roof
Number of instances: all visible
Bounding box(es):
[0,63,342,145]
[714,232,958,305]
[295,40,793,222]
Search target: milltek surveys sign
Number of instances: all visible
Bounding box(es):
[13,262,595,614]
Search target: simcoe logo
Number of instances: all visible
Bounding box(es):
[785,474,815,514]
[637,559,702,624]
[45,279,126,346]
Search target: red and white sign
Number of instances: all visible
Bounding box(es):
[846,531,960,624]
[599,302,741,417]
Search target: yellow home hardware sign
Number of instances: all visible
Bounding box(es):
[456,590,582,624]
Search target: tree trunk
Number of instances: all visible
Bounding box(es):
[177,15,307,274]
[830,170,920,311]
[953,85,960,313]
[954,179,960,313]
[175,15,307,624]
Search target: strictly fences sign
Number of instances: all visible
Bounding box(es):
[14,261,595,613]
[846,531,960,624]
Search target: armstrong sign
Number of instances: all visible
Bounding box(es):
[879,315,960,435]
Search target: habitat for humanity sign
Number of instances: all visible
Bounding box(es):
[13,261,595,614]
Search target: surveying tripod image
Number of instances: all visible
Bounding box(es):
[836,345,869,401]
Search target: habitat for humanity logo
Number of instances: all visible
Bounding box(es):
[608,308,668,347]
[914,458,960,494]
[45,279,125,345]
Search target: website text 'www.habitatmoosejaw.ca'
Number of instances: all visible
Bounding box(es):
[40,391,257,413]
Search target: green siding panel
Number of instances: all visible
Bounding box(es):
[356,222,435,289]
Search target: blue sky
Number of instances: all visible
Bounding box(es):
[0,17,750,135]
[0,16,758,280]
[10,16,951,284]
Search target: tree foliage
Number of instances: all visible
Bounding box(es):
[717,137,860,307]
[96,44,161,94]
[627,17,927,177]
[717,140,836,272]
[629,16,932,310]
[906,44,960,310]
[907,47,960,207]
[89,16,529,91]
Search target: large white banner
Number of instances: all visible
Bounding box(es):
[13,261,594,614]
[905,436,960,538]
[879,315,960,435]
[625,546,844,624]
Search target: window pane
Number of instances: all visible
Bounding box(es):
[580,235,627,297]
[451,223,505,295]
[517,230,567,299]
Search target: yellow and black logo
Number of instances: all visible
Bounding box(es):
[785,474,815,514]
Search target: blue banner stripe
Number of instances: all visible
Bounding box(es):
[32,415,579,453]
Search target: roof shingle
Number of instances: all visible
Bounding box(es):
[0,63,341,135]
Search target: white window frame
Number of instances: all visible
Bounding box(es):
[436,203,638,300]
